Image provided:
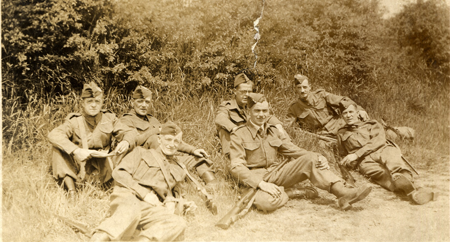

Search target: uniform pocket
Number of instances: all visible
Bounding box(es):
[243,141,260,151]
[268,139,282,147]
[98,122,114,134]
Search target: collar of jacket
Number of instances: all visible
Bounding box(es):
[344,121,364,129]
[128,109,153,121]
[142,147,167,167]
[245,121,269,139]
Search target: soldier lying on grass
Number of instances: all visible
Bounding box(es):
[90,122,196,242]
[117,86,218,188]
[215,73,288,157]
[337,102,436,205]
[48,82,134,201]
[229,93,372,212]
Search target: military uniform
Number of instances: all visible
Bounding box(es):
[118,109,212,177]
[48,110,134,184]
[337,120,413,191]
[215,99,282,155]
[230,122,346,212]
[94,146,187,241]
[287,89,364,137]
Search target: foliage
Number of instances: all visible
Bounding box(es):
[389,0,450,77]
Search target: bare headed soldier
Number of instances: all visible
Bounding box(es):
[229,93,372,212]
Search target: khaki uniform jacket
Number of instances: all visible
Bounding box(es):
[230,123,315,189]
[287,89,363,134]
[113,146,186,201]
[48,110,135,155]
[215,99,282,133]
[119,110,196,154]
[337,120,386,159]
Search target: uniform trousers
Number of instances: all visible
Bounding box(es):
[252,152,343,212]
[357,145,411,191]
[51,147,112,184]
[96,186,186,241]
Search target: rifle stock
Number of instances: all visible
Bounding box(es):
[216,188,257,229]
[338,162,356,187]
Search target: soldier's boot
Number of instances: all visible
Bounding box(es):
[286,186,319,200]
[331,182,372,210]
[90,232,110,241]
[201,171,219,191]
[392,172,436,205]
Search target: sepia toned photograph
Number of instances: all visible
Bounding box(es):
[2,0,449,241]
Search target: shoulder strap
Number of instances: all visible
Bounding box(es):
[77,116,88,149]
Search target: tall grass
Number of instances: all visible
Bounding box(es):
[2,71,449,241]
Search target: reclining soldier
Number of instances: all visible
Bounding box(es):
[90,122,195,241]
[229,93,373,212]
[118,86,218,187]
[286,74,369,138]
[337,102,436,205]
[215,73,288,157]
[48,82,134,200]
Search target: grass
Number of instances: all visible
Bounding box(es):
[2,75,449,241]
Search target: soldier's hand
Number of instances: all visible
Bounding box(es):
[193,149,209,158]
[115,141,130,154]
[183,200,197,215]
[316,155,330,170]
[165,201,176,214]
[341,154,358,167]
[258,181,283,198]
[144,193,162,207]
[72,148,93,163]
[358,110,370,121]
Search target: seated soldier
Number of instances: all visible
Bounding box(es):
[90,122,195,242]
[229,93,372,212]
[215,73,288,157]
[118,86,217,186]
[48,82,133,200]
[337,102,436,205]
[286,74,369,138]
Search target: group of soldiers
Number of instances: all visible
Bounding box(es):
[48,73,436,241]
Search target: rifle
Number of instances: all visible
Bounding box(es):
[386,139,419,176]
[216,188,257,229]
[55,214,94,238]
[174,159,218,215]
[292,127,357,186]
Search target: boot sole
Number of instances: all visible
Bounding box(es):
[411,190,437,205]
[339,185,372,211]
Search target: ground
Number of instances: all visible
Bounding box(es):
[3,151,448,242]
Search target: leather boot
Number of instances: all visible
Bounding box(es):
[410,187,437,205]
[201,171,219,190]
[331,182,372,210]
[286,186,319,199]
[90,232,110,241]
[392,173,416,195]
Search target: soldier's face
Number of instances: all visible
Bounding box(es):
[82,96,103,116]
[250,101,270,126]
[132,97,151,116]
[342,105,358,125]
[296,79,311,99]
[235,83,253,107]
[158,133,182,156]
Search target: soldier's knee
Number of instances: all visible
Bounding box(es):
[253,190,289,213]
